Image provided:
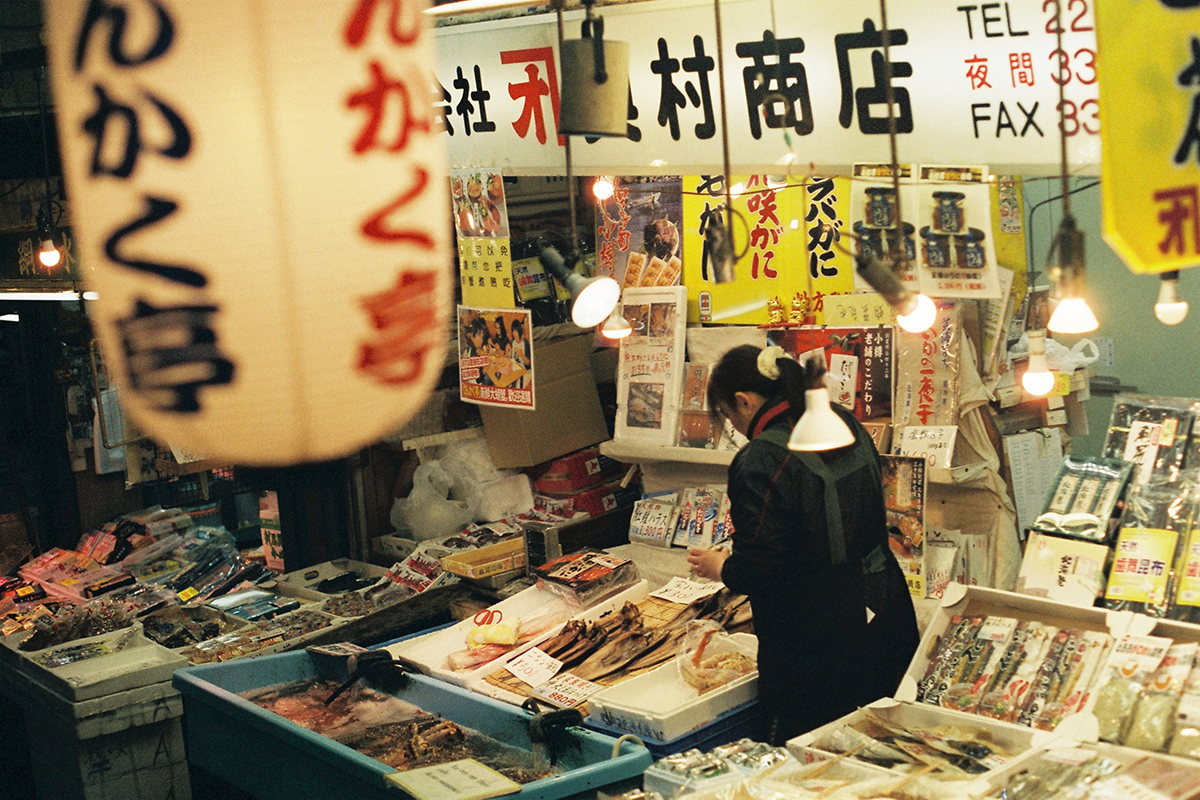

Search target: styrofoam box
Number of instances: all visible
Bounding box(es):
[787,697,1058,798]
[895,582,1136,742]
[276,558,388,595]
[648,755,891,800]
[587,633,759,742]
[1,621,187,701]
[390,580,649,690]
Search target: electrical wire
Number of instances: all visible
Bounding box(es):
[1023,179,1100,283]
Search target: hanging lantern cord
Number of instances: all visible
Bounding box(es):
[878,0,905,275]
[581,0,607,84]
[712,0,735,248]
[555,3,580,258]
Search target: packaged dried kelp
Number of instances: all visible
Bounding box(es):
[1092,634,1172,743]
[1033,456,1134,544]
[1104,394,1200,486]
[1125,642,1196,752]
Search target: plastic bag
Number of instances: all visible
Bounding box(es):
[677,620,756,695]
[1126,642,1196,751]
[1092,634,1172,743]
[390,461,478,541]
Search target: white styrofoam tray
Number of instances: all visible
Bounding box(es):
[275,558,388,594]
[787,697,1058,798]
[387,580,649,689]
[586,633,758,742]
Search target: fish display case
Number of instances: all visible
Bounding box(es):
[173,649,653,800]
[783,583,1200,797]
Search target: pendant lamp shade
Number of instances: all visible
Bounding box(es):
[600,309,632,339]
[788,388,855,452]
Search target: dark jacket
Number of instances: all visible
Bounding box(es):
[720,397,919,744]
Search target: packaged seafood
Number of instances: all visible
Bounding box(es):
[533,549,640,607]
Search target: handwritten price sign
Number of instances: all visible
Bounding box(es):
[531,673,604,709]
[649,576,724,605]
[503,647,562,687]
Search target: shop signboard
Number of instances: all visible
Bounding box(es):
[435,0,1099,175]
[45,1,451,465]
[1095,0,1200,274]
[458,306,534,409]
[453,168,517,308]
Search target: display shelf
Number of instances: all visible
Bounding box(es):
[600,439,736,466]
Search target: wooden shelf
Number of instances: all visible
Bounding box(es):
[600,440,736,466]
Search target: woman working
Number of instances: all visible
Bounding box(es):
[687,345,919,745]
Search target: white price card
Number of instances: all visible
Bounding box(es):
[384,759,521,800]
[976,616,1018,643]
[892,425,958,469]
[649,576,724,605]
[503,647,562,687]
[531,673,605,709]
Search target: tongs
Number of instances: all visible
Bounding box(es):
[324,650,410,705]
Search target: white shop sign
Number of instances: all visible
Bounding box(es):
[434,0,1100,175]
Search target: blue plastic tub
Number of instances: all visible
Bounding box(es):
[585,702,764,760]
[174,650,652,800]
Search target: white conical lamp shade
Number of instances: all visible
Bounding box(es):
[600,310,632,339]
[788,388,855,452]
[1047,297,1098,334]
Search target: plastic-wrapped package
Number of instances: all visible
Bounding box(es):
[1103,394,1200,486]
[533,549,640,607]
[992,747,1122,800]
[18,598,135,651]
[915,615,985,706]
[676,620,756,695]
[1125,642,1196,751]
[1170,651,1200,760]
[1092,634,1172,743]
[1103,470,1197,617]
[1085,755,1200,800]
[1032,456,1134,544]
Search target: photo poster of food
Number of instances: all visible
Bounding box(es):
[615,286,687,444]
[681,175,855,325]
[457,236,515,309]
[882,454,927,600]
[595,176,684,290]
[913,166,1002,300]
[766,326,893,421]
[451,169,509,239]
[457,306,534,410]
[849,164,921,293]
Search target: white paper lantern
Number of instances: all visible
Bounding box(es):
[45,0,450,465]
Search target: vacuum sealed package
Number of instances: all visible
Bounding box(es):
[533,549,640,607]
[1169,650,1200,758]
[993,747,1123,800]
[628,497,680,548]
[1033,455,1134,543]
[1092,634,1172,743]
[1125,642,1196,752]
[1103,394,1200,486]
[1168,478,1200,623]
[1103,470,1197,617]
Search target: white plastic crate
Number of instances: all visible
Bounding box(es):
[587,633,758,742]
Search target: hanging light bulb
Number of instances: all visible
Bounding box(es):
[538,246,621,328]
[856,251,936,334]
[1046,217,1098,334]
[1155,270,1189,326]
[788,387,855,452]
[592,177,615,201]
[896,293,937,334]
[1021,329,1055,396]
[600,308,632,339]
[38,237,61,268]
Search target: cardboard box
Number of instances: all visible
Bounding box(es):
[440,538,527,580]
[479,334,609,469]
[533,447,623,494]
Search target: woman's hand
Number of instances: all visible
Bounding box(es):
[687,548,730,582]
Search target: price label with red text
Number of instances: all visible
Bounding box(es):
[503,647,562,687]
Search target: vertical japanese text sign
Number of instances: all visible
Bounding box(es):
[45,0,450,464]
[1096,0,1200,274]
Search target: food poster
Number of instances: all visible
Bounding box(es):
[457,306,534,409]
[766,326,892,421]
[458,237,515,308]
[894,303,961,428]
[615,286,687,444]
[595,176,683,288]
[848,164,921,292]
[913,166,1002,300]
[682,175,855,325]
[1105,527,1179,606]
[451,169,509,239]
[883,455,927,600]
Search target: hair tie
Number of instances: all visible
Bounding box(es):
[757,345,786,380]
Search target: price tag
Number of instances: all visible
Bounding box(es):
[892,425,957,469]
[1159,417,1180,447]
[590,554,630,570]
[384,758,521,800]
[649,576,724,605]
[531,673,605,709]
[503,647,562,687]
[1049,372,1072,397]
[60,578,78,586]
[178,587,199,602]
[307,642,370,657]
[16,585,34,597]
[977,616,1018,643]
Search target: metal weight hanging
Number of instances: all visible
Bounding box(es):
[559,0,630,137]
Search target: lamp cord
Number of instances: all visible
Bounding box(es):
[713,0,733,237]
[1055,0,1070,221]
[878,0,904,275]
[555,4,580,260]
[37,67,56,236]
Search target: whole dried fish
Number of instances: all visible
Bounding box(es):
[572,626,671,682]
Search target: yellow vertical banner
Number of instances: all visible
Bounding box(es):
[682,176,854,324]
[991,176,1027,303]
[459,237,515,308]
